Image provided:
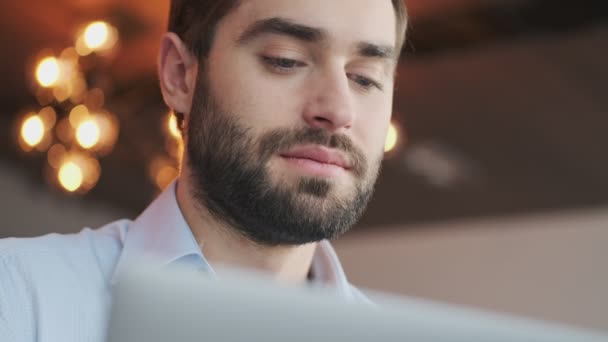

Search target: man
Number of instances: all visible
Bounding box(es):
[0,0,407,341]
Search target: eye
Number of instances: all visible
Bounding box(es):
[261,56,306,73]
[348,74,383,91]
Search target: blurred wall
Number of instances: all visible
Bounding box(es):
[336,210,608,332]
[0,161,130,238]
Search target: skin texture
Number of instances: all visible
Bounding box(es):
[158,0,398,284]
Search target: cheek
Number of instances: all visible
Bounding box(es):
[354,96,393,155]
[207,52,305,134]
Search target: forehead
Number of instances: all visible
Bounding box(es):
[221,0,397,48]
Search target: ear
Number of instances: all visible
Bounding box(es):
[158,32,198,116]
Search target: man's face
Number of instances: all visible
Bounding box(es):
[186,0,397,246]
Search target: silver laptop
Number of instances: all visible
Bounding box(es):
[107,264,608,342]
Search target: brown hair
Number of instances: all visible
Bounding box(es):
[168,0,408,126]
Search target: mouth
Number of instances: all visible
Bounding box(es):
[278,145,352,177]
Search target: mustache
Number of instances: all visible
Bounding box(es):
[258,127,367,178]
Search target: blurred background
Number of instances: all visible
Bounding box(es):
[1,0,607,332]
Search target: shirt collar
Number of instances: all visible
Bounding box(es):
[111,181,351,292]
[111,181,207,284]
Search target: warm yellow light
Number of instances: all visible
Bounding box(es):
[76,119,101,149]
[21,115,45,147]
[47,144,66,169]
[58,162,83,192]
[75,36,93,56]
[93,112,119,156]
[155,165,178,190]
[384,122,399,153]
[70,76,88,103]
[84,21,110,50]
[36,57,60,88]
[168,113,181,139]
[69,104,89,128]
[53,85,70,102]
[38,107,57,129]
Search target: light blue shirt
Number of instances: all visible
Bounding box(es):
[0,182,368,342]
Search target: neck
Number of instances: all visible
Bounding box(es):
[175,169,317,285]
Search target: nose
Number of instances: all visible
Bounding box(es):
[302,67,354,133]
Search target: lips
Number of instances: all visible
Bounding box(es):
[279,145,352,170]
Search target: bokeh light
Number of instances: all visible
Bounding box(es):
[21,115,45,147]
[35,51,82,102]
[36,57,60,88]
[49,56,82,103]
[58,161,83,192]
[56,118,74,144]
[35,88,55,106]
[93,111,120,156]
[84,22,110,50]
[38,107,57,129]
[47,144,67,169]
[69,104,90,128]
[165,138,184,163]
[149,156,179,190]
[53,85,71,102]
[70,76,88,104]
[60,47,79,64]
[55,152,101,193]
[76,119,101,149]
[156,165,179,190]
[21,19,121,195]
[76,21,118,56]
[384,122,399,153]
[168,113,181,139]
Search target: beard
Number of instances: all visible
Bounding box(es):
[185,70,382,247]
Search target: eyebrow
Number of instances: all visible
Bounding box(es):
[237,17,326,44]
[357,42,395,61]
[236,17,397,63]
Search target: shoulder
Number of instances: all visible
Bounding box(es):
[0,220,132,341]
[0,219,131,285]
